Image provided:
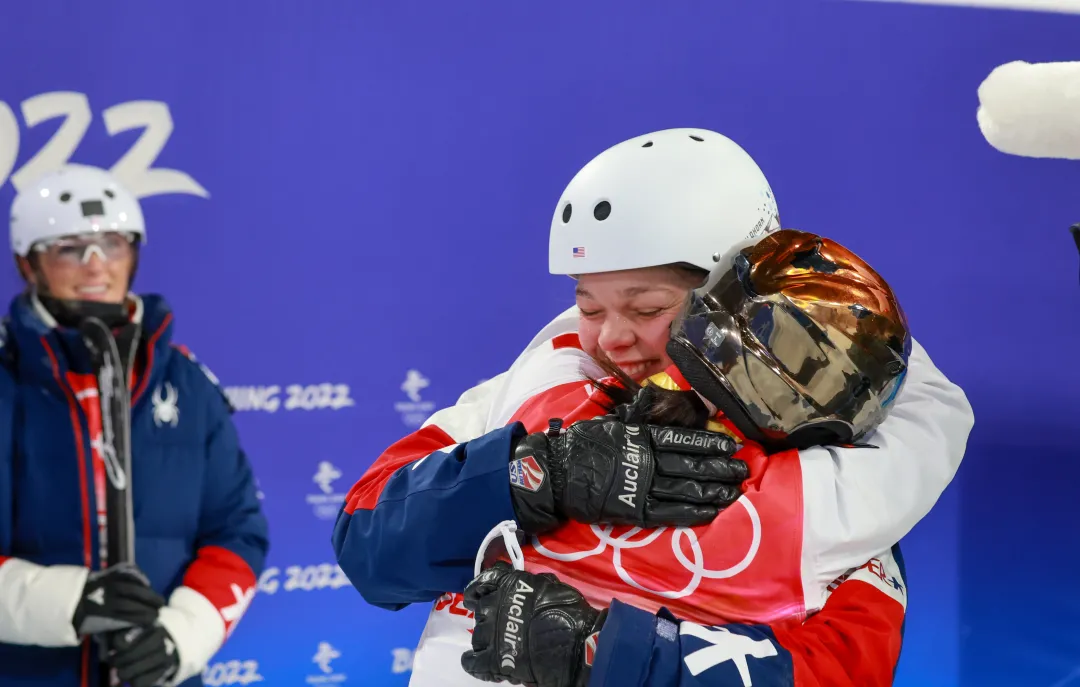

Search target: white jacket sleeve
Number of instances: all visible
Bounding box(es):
[0,557,87,646]
[156,586,227,685]
[420,372,509,442]
[799,337,974,610]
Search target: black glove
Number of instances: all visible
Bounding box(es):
[461,561,605,687]
[509,415,747,534]
[104,623,180,687]
[72,563,166,636]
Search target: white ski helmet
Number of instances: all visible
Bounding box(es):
[10,165,146,257]
[548,128,780,292]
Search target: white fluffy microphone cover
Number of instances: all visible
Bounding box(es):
[977,60,1080,160]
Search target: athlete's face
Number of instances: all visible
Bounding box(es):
[576,267,692,382]
[25,233,134,304]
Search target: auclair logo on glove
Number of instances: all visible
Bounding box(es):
[500,577,538,669]
[509,455,546,493]
[617,425,645,508]
[651,427,733,452]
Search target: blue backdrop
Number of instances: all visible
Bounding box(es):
[1,1,1078,685]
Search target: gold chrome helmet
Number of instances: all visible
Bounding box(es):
[667,229,910,450]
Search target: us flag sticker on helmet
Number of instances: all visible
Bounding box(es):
[508,455,545,492]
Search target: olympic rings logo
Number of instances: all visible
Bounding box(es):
[529,498,762,599]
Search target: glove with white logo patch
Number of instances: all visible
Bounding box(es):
[103,623,180,687]
[461,561,605,687]
[508,414,748,534]
[71,563,166,637]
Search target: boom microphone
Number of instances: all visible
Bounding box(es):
[977,60,1080,160]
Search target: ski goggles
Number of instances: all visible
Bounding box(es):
[32,232,137,267]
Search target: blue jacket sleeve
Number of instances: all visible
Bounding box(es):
[590,601,798,687]
[332,422,525,610]
[193,375,270,578]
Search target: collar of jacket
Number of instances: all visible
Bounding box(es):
[3,291,176,401]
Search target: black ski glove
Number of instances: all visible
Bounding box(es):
[104,623,180,687]
[72,563,165,636]
[461,561,605,687]
[508,415,748,534]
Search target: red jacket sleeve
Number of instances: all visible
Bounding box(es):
[772,546,908,686]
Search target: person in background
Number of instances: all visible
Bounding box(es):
[0,165,269,687]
